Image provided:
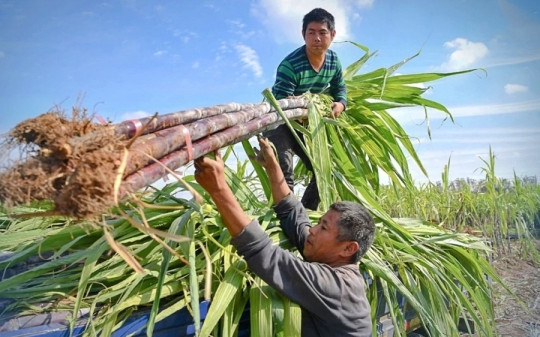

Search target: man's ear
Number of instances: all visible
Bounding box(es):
[342,241,359,258]
[331,30,337,40]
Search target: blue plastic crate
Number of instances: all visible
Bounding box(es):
[0,301,213,337]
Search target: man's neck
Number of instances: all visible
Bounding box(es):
[306,49,325,72]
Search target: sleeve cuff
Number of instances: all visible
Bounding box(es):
[338,99,347,110]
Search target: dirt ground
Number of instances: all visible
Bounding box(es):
[489,240,540,337]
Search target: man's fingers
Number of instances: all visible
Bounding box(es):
[249,147,261,162]
[257,134,269,146]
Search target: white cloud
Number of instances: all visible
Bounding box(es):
[227,19,257,39]
[119,110,152,123]
[504,83,528,94]
[354,0,374,7]
[192,61,200,69]
[235,44,263,78]
[153,50,167,57]
[251,0,372,44]
[172,30,198,43]
[228,19,246,29]
[391,99,540,124]
[447,100,540,118]
[434,133,539,145]
[441,38,489,71]
[485,54,540,68]
[215,42,230,62]
[440,127,540,137]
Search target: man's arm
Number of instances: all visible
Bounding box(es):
[272,61,296,99]
[194,152,251,237]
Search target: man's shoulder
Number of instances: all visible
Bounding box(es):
[325,48,341,62]
[286,45,306,57]
[336,263,363,278]
[309,263,364,285]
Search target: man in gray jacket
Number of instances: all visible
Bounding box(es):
[194,136,375,336]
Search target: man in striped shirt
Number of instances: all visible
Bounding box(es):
[265,8,347,210]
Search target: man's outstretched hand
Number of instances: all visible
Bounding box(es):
[251,136,278,169]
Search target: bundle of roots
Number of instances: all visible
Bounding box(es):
[0,109,123,218]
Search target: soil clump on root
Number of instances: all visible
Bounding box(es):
[0,108,124,218]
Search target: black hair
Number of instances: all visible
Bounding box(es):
[302,8,336,34]
[330,201,375,263]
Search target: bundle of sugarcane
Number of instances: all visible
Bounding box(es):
[0,93,312,219]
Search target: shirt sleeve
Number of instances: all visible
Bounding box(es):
[273,193,311,253]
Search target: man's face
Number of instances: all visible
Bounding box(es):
[303,209,351,266]
[303,21,336,55]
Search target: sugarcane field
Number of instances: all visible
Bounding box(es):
[1,37,540,337]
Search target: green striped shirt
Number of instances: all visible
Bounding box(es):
[272,45,347,106]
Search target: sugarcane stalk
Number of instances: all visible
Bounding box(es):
[55,98,308,160]
[120,107,308,196]
[114,97,308,138]
[123,99,308,177]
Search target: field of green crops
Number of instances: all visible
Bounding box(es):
[377,153,540,262]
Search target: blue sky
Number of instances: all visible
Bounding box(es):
[1,0,539,184]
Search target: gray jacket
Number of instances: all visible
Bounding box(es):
[231,194,372,336]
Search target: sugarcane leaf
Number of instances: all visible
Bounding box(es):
[147,209,194,336]
[341,41,372,80]
[199,261,246,337]
[242,139,271,204]
[70,240,109,334]
[250,278,273,337]
[281,294,301,337]
[304,93,335,210]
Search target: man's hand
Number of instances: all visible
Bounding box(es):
[194,150,227,195]
[251,135,291,204]
[330,102,345,119]
[251,136,278,169]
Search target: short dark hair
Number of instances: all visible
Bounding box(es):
[302,8,335,34]
[330,201,375,263]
